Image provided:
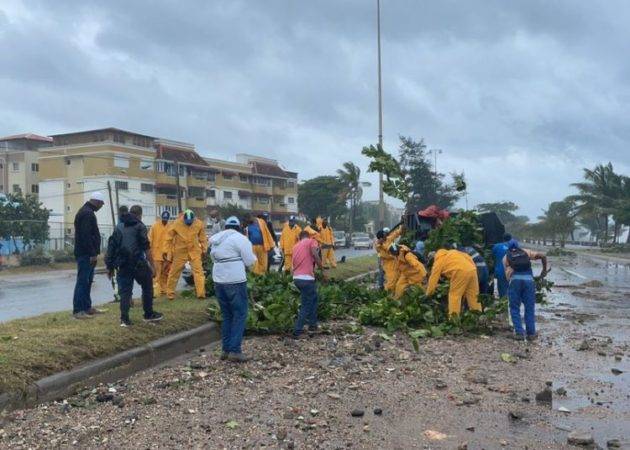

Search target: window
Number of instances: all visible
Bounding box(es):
[287,181,296,189]
[140,159,153,171]
[11,162,19,171]
[239,174,249,183]
[207,189,216,198]
[66,183,71,188]
[208,173,216,182]
[113,133,125,144]
[223,173,234,180]
[114,156,129,169]
[31,184,39,194]
[141,183,154,193]
[256,196,269,204]
[188,186,205,198]
[0,163,3,169]
[31,163,39,172]
[132,136,151,147]
[223,191,233,200]
[288,197,295,204]
[115,181,129,191]
[158,205,178,216]
[253,176,271,186]
[65,159,71,165]
[12,184,21,193]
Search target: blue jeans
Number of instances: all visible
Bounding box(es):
[117,262,154,322]
[73,255,95,314]
[508,275,536,336]
[294,279,318,335]
[478,266,489,294]
[215,282,249,354]
[496,273,509,298]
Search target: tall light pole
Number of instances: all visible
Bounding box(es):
[429,149,443,177]
[377,0,385,228]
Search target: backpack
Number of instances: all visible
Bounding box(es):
[507,248,531,273]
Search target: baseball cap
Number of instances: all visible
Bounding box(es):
[161,210,171,220]
[225,216,240,226]
[90,191,105,203]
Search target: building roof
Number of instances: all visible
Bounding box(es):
[156,145,209,167]
[49,127,155,139]
[251,161,295,178]
[0,133,53,142]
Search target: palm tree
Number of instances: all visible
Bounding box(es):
[569,163,622,244]
[337,162,371,232]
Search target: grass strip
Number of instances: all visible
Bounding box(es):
[0,255,376,394]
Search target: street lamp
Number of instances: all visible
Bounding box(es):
[428,149,443,176]
[376,0,385,229]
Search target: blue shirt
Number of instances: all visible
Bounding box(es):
[492,242,508,276]
[247,223,263,245]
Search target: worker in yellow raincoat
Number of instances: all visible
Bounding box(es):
[375,225,404,292]
[279,215,302,272]
[164,210,208,300]
[148,210,172,296]
[426,249,482,316]
[246,214,275,275]
[319,218,336,268]
[390,243,427,299]
[304,217,322,242]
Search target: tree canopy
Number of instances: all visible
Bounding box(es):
[0,192,50,252]
[297,176,347,225]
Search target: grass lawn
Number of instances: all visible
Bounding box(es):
[0,254,377,394]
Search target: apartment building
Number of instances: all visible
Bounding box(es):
[35,127,299,238]
[204,154,298,227]
[154,139,213,220]
[0,133,53,196]
[38,128,158,238]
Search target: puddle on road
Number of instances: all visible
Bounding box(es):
[543,254,630,448]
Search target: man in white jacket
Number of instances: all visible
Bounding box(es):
[209,216,257,362]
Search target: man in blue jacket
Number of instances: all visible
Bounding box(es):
[492,233,511,298]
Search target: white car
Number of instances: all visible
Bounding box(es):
[333,230,347,248]
[351,233,372,250]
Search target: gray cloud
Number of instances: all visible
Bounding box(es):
[1,0,629,220]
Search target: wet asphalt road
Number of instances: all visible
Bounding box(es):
[0,247,372,322]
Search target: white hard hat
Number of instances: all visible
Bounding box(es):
[89,191,105,202]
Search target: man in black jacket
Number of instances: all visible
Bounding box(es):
[72,192,105,319]
[106,205,163,327]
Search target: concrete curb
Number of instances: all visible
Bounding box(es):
[0,322,220,413]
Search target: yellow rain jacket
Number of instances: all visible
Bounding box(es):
[319,225,336,268]
[279,222,302,271]
[375,227,403,292]
[304,225,321,243]
[148,219,171,295]
[164,217,208,299]
[251,217,275,275]
[426,249,481,316]
[394,245,427,299]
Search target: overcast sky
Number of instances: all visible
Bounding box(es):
[1,0,629,220]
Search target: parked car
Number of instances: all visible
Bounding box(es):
[351,232,372,250]
[333,230,347,248]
